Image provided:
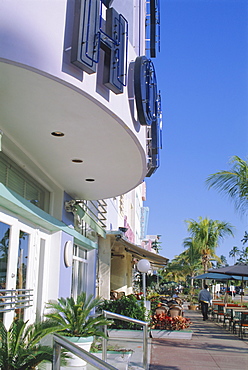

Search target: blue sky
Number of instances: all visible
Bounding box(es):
[145,0,248,264]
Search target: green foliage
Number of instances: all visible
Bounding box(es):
[206,155,248,215]
[161,244,203,290]
[0,319,64,370]
[151,236,162,252]
[182,287,190,295]
[45,292,109,338]
[101,295,146,329]
[242,231,248,245]
[90,338,133,353]
[185,217,234,273]
[148,295,161,313]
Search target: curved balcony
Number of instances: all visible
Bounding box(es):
[0,0,148,200]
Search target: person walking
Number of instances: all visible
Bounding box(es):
[198,284,212,321]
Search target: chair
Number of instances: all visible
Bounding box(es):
[117,291,125,299]
[217,304,225,322]
[232,311,242,334]
[223,307,233,330]
[175,298,182,305]
[239,312,248,339]
[210,302,219,321]
[167,299,178,307]
[169,306,182,318]
[155,306,168,316]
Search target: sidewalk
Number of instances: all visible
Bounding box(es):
[149,309,248,370]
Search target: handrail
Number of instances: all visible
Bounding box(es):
[103,310,149,370]
[52,334,118,370]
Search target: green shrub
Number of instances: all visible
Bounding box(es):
[183,287,190,295]
[101,295,146,329]
[148,295,161,313]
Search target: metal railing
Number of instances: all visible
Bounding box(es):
[52,334,118,370]
[0,289,33,312]
[103,310,149,370]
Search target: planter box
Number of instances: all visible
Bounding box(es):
[108,329,144,339]
[151,330,193,339]
[92,351,133,370]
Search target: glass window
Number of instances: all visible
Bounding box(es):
[71,245,88,300]
[0,152,50,212]
[0,222,10,321]
[16,231,29,290]
[0,221,10,290]
[15,231,30,320]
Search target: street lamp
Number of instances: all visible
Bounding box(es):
[137,259,151,300]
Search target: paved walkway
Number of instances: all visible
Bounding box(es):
[149,310,248,370]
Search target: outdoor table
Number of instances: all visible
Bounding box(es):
[229,307,248,313]
[227,307,248,334]
[211,301,224,321]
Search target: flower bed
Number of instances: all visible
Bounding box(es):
[151,313,192,331]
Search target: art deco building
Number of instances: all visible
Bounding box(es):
[0,0,167,328]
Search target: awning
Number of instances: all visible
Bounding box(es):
[109,233,168,267]
[0,184,97,250]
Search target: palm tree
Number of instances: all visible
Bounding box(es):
[216,255,228,267]
[163,241,202,289]
[241,231,248,245]
[151,235,162,253]
[206,155,248,214]
[237,246,248,263]
[182,237,203,283]
[185,217,234,273]
[0,319,65,370]
[162,257,189,285]
[229,246,240,264]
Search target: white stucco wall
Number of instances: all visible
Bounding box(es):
[0,0,147,149]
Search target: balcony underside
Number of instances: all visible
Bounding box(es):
[0,60,146,200]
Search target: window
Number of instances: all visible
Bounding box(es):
[0,152,50,212]
[71,245,88,300]
[0,221,10,289]
[16,231,29,290]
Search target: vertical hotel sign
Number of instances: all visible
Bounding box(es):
[140,207,149,239]
[70,0,162,175]
[71,0,128,94]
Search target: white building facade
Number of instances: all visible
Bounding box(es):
[0,0,165,327]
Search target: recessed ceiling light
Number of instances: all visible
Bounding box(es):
[51,131,65,137]
[85,178,95,182]
[72,159,83,163]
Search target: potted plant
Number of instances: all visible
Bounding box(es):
[188,295,199,310]
[45,292,110,367]
[0,318,67,370]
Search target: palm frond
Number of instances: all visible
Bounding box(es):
[45,292,110,337]
[206,155,248,214]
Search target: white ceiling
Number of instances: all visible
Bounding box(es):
[0,62,147,200]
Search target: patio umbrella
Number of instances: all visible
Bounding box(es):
[208,263,248,302]
[193,272,234,280]
[192,272,248,300]
[208,263,248,277]
[193,272,248,280]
